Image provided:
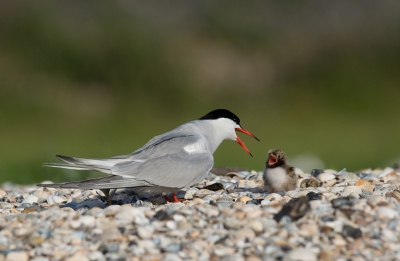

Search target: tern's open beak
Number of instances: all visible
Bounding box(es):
[235,127,259,157]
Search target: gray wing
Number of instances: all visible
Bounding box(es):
[111,134,214,188]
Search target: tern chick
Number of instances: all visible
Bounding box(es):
[263,149,297,193]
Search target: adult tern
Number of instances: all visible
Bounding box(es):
[38,109,259,203]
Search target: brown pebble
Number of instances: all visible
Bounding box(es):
[22,207,38,213]
[348,238,363,251]
[319,249,335,261]
[386,190,400,202]
[189,231,200,238]
[355,179,373,192]
[300,178,321,188]
[238,196,252,204]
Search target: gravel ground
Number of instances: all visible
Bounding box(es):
[1,167,400,261]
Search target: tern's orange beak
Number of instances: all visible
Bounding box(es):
[235,127,259,157]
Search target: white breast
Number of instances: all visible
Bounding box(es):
[265,167,288,190]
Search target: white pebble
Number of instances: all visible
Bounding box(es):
[341,186,362,197]
[79,216,95,227]
[6,251,29,261]
[377,207,399,219]
[24,195,39,204]
[283,248,317,261]
[47,195,64,204]
[137,226,154,239]
[166,220,177,230]
[135,214,150,226]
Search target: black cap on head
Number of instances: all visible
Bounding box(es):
[199,109,240,125]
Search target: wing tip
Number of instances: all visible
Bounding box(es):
[56,154,75,164]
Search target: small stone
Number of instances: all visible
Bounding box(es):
[69,220,81,229]
[284,248,317,261]
[162,243,181,253]
[47,195,64,204]
[163,254,182,261]
[65,254,90,261]
[192,198,204,205]
[355,179,373,192]
[319,250,335,261]
[137,226,154,239]
[300,178,320,188]
[22,206,38,213]
[248,220,263,233]
[383,171,399,183]
[234,225,256,241]
[311,169,324,177]
[300,221,318,236]
[331,197,354,208]
[306,191,321,201]
[24,195,39,204]
[135,215,150,226]
[247,199,263,205]
[238,196,252,204]
[342,225,362,239]
[274,196,310,222]
[103,205,121,216]
[79,216,95,227]
[341,186,362,197]
[87,251,104,261]
[214,245,235,256]
[6,251,29,261]
[203,183,224,191]
[316,173,336,182]
[386,190,400,202]
[177,221,193,230]
[214,195,233,208]
[332,234,346,246]
[28,235,45,246]
[166,220,177,230]
[377,206,399,219]
[0,190,6,196]
[115,205,140,224]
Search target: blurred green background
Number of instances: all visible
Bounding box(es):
[2,1,400,184]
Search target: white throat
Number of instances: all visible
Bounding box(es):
[196,118,236,154]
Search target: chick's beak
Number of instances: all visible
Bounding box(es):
[235,127,259,157]
[268,154,277,165]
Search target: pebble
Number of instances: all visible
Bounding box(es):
[47,195,64,204]
[24,194,39,204]
[284,248,317,261]
[0,166,399,260]
[356,179,373,192]
[377,206,399,219]
[6,251,29,261]
[238,196,252,203]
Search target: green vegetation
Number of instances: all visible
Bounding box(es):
[1,2,400,184]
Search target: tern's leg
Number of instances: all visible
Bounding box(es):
[163,193,180,203]
[101,189,116,205]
